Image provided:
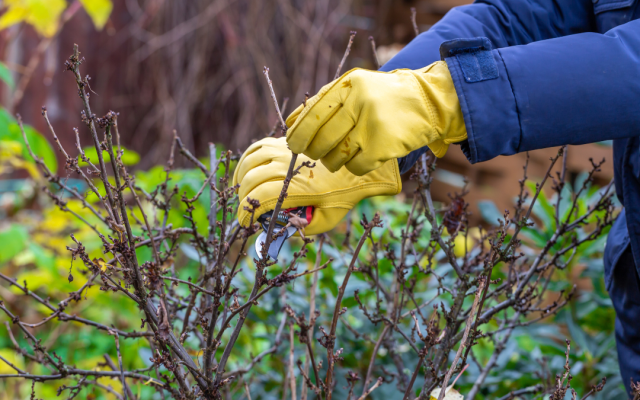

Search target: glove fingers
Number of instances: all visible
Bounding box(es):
[285,103,304,128]
[286,77,351,154]
[238,164,287,202]
[345,149,380,176]
[305,107,354,160]
[321,134,360,173]
[237,180,286,227]
[234,143,279,186]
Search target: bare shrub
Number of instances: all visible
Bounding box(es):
[0,41,616,400]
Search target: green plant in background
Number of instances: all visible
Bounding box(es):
[0,111,227,399]
[472,168,622,399]
[0,147,622,399]
[0,108,56,171]
[0,45,625,400]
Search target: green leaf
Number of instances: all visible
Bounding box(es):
[0,108,57,172]
[478,200,503,225]
[78,146,140,167]
[524,180,555,232]
[564,310,595,356]
[0,224,28,264]
[0,62,14,89]
[519,227,549,248]
[28,243,56,271]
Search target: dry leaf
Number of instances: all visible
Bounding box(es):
[157,301,171,340]
[288,214,309,239]
[429,386,464,400]
[288,214,309,230]
[144,377,163,386]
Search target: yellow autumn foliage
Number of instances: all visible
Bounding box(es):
[0,0,113,37]
[79,0,113,30]
[0,0,66,37]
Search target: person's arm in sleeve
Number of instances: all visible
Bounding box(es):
[448,19,640,164]
[384,0,596,173]
[283,0,601,175]
[381,0,595,72]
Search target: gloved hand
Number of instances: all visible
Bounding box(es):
[285,61,466,176]
[233,137,401,235]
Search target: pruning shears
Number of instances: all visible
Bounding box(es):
[255,206,313,261]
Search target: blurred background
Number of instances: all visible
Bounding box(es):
[0,1,624,399]
[0,0,614,223]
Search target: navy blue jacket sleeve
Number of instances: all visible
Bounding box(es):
[451,19,640,163]
[381,0,595,72]
[385,0,596,173]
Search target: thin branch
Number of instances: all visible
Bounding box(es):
[357,377,383,400]
[111,333,130,400]
[410,8,419,36]
[438,279,485,400]
[334,31,356,80]
[368,36,381,69]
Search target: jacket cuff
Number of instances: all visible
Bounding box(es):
[441,37,521,164]
[397,145,429,174]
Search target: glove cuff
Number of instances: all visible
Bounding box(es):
[427,140,449,158]
[414,61,467,157]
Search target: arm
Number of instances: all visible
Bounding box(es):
[385,0,596,173]
[448,19,640,163]
[381,0,596,72]
[283,1,616,174]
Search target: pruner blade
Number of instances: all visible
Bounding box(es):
[254,206,313,262]
[254,225,297,261]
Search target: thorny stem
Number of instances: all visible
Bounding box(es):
[334,31,357,80]
[410,7,420,36]
[358,377,383,400]
[369,36,381,69]
[213,66,305,390]
[208,143,220,242]
[302,236,325,400]
[203,151,230,379]
[267,97,290,137]
[68,44,121,225]
[17,114,110,229]
[466,313,521,400]
[361,325,390,396]
[111,333,129,400]
[42,107,117,222]
[65,45,208,393]
[263,67,288,130]
[325,213,381,400]
[288,324,297,400]
[437,278,486,400]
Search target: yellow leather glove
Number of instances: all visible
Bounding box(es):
[285,61,466,176]
[233,137,401,235]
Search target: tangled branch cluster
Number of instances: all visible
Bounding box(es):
[0,40,620,400]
